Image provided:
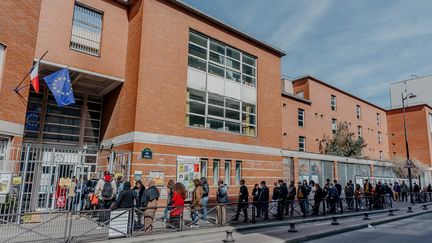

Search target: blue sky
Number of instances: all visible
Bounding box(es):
[182,0,432,108]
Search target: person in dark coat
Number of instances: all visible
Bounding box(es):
[286,181,296,216]
[233,179,249,222]
[252,184,261,217]
[258,181,269,220]
[133,180,145,226]
[277,180,288,220]
[312,183,324,215]
[112,181,138,209]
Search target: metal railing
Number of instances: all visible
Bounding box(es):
[1,193,431,242]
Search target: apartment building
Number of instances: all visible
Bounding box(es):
[281,76,395,187]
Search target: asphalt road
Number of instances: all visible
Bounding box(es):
[306,213,432,243]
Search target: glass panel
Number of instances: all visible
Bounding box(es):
[242,54,256,67]
[235,161,241,185]
[43,124,80,135]
[226,99,240,110]
[242,113,256,125]
[189,43,207,59]
[208,105,224,117]
[188,89,206,102]
[208,93,224,106]
[226,109,240,120]
[242,75,256,87]
[188,101,205,115]
[206,118,224,130]
[338,163,347,187]
[226,48,240,60]
[298,159,310,180]
[226,58,240,70]
[213,160,219,185]
[241,124,256,136]
[310,160,322,184]
[84,127,99,137]
[208,63,225,78]
[210,40,225,54]
[188,56,207,72]
[242,103,256,114]
[189,32,207,47]
[200,160,207,178]
[323,161,334,184]
[187,114,205,128]
[225,161,231,184]
[225,121,240,133]
[210,52,224,65]
[225,69,241,82]
[242,64,256,77]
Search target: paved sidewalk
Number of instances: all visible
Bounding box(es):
[105,204,431,243]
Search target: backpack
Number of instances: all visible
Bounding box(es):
[101,182,113,199]
[329,188,338,199]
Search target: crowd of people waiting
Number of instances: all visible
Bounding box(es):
[55,171,432,233]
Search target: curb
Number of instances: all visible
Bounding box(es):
[286,209,432,243]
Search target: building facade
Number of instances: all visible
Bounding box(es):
[0,0,431,209]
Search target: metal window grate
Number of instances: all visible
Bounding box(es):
[70,4,103,56]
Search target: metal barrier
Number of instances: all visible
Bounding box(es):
[1,193,431,242]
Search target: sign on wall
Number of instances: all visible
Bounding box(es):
[177,156,200,194]
[141,148,153,159]
[0,173,12,194]
[149,170,164,187]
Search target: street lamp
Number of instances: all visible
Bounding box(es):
[401,91,416,204]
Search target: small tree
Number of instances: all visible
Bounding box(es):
[323,122,367,158]
[390,156,426,178]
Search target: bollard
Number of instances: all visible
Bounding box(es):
[407,207,413,213]
[422,205,428,210]
[288,222,297,233]
[363,213,370,220]
[388,209,394,216]
[222,230,235,243]
[331,217,339,225]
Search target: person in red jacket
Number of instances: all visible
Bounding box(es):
[168,182,187,230]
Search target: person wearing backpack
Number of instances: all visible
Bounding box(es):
[200,177,209,221]
[95,172,117,223]
[216,179,228,225]
[141,180,160,233]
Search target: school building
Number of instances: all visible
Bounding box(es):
[0,0,431,207]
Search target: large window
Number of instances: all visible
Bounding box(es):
[356,105,361,119]
[235,161,242,185]
[200,159,208,178]
[332,118,337,134]
[188,31,257,87]
[298,108,305,127]
[186,88,256,136]
[224,160,231,185]
[213,160,220,185]
[70,4,103,56]
[331,95,337,111]
[299,136,306,152]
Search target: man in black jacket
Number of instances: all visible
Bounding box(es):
[233,179,249,222]
[286,181,296,216]
[277,180,288,220]
[258,181,269,220]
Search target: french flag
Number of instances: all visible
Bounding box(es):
[30,63,39,93]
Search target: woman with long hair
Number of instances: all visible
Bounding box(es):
[168,182,187,230]
[162,180,175,222]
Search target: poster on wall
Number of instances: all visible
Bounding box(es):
[149,171,164,187]
[134,171,142,181]
[177,156,200,195]
[0,173,12,194]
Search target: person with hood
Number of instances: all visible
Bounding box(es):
[112,181,138,209]
[216,179,228,225]
[141,180,160,233]
[95,172,117,223]
[200,177,209,221]
[233,179,249,222]
[169,182,186,230]
[191,179,203,227]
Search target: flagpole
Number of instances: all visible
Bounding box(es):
[14,50,48,92]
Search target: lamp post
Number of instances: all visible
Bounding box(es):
[401,91,416,204]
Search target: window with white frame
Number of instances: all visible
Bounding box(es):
[331,95,337,111]
[299,136,306,152]
[0,137,10,160]
[188,31,257,87]
[357,126,362,138]
[298,108,305,127]
[0,44,5,83]
[377,113,381,126]
[224,160,231,185]
[213,160,220,185]
[70,4,103,56]
[378,131,382,144]
[235,161,242,185]
[200,159,208,178]
[186,88,256,136]
[356,105,361,119]
[332,118,337,134]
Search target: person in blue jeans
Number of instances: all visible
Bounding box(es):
[200,177,209,221]
[162,180,175,222]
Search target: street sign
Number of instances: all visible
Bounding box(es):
[404,159,415,168]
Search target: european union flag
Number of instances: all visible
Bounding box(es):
[43,68,75,107]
